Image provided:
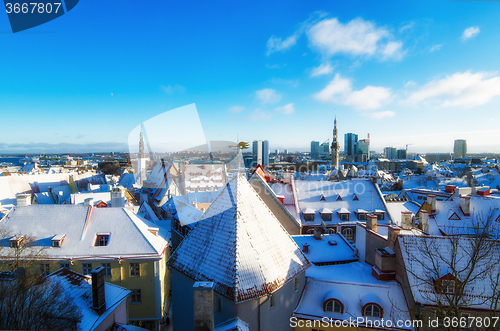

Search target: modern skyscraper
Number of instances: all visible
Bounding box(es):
[454,139,467,159]
[384,147,397,160]
[331,117,340,168]
[252,140,269,166]
[311,141,320,159]
[344,133,358,156]
[397,149,407,160]
[320,142,330,157]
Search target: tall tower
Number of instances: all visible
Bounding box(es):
[331,116,340,169]
[137,124,147,186]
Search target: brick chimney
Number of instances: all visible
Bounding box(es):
[401,211,412,229]
[427,195,436,213]
[302,243,310,253]
[193,282,214,331]
[91,266,106,315]
[460,196,471,216]
[419,210,429,233]
[387,226,401,251]
[366,214,377,233]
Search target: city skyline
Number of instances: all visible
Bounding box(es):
[1,1,500,154]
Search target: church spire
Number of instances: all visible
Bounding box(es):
[331,113,340,169]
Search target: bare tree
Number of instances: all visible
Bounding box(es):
[399,210,500,331]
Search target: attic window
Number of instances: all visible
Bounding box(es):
[9,235,25,248]
[148,228,159,237]
[364,304,382,318]
[322,214,332,222]
[51,234,65,247]
[320,194,326,201]
[324,299,343,313]
[448,212,461,221]
[353,194,359,201]
[442,280,456,294]
[95,234,109,246]
[336,195,343,201]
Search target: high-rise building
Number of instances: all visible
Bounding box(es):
[454,139,467,159]
[384,147,397,160]
[252,140,269,166]
[397,149,407,159]
[344,133,358,156]
[331,117,340,168]
[310,141,320,159]
[320,142,330,157]
[357,138,370,162]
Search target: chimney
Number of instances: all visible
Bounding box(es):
[387,226,401,251]
[460,196,471,216]
[419,210,429,233]
[445,185,456,194]
[427,195,436,213]
[193,282,214,331]
[313,230,321,240]
[111,186,125,208]
[84,197,94,207]
[401,211,412,229]
[366,214,377,232]
[302,243,310,253]
[91,266,106,315]
[15,193,31,207]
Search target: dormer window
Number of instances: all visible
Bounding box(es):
[442,280,456,294]
[364,304,382,318]
[324,299,343,313]
[9,235,25,248]
[51,234,65,248]
[336,195,343,201]
[323,214,332,221]
[95,234,109,246]
[353,194,359,201]
[303,209,315,222]
[320,194,326,201]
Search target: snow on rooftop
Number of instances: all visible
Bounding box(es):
[399,235,500,309]
[0,205,168,260]
[49,268,130,331]
[169,174,310,303]
[295,262,412,329]
[292,234,357,264]
[171,196,203,227]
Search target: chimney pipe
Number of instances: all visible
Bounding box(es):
[401,211,412,229]
[193,282,214,331]
[419,210,429,233]
[460,196,471,216]
[302,243,310,253]
[91,266,106,315]
[366,214,378,232]
[427,195,436,213]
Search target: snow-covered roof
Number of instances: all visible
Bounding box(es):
[71,192,111,205]
[385,201,421,227]
[171,196,203,227]
[398,235,500,309]
[294,179,388,226]
[48,268,130,331]
[0,205,168,260]
[294,263,412,329]
[169,174,310,303]
[214,318,249,331]
[292,234,357,264]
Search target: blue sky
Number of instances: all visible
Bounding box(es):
[1,0,500,154]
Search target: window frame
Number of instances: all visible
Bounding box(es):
[131,289,142,304]
[363,304,382,318]
[324,299,343,313]
[101,263,111,277]
[342,228,354,241]
[129,262,140,277]
[95,234,109,247]
[82,263,92,275]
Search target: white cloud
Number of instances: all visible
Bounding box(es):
[249,109,272,121]
[406,71,500,108]
[266,34,300,56]
[266,63,287,69]
[429,44,443,52]
[255,88,282,104]
[160,84,186,94]
[314,74,392,110]
[310,63,334,77]
[462,26,480,40]
[275,103,295,115]
[228,106,244,113]
[364,111,395,119]
[306,17,404,60]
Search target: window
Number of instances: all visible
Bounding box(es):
[60,263,70,269]
[364,304,382,318]
[40,263,50,276]
[294,277,300,292]
[326,228,335,234]
[442,280,455,294]
[131,289,142,304]
[269,293,275,309]
[215,296,223,313]
[322,214,332,222]
[82,263,92,275]
[130,263,140,277]
[101,263,111,277]
[324,299,343,313]
[340,214,349,221]
[304,214,314,222]
[52,240,60,247]
[95,234,109,246]
[358,213,366,221]
[342,228,354,241]
[376,213,384,221]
